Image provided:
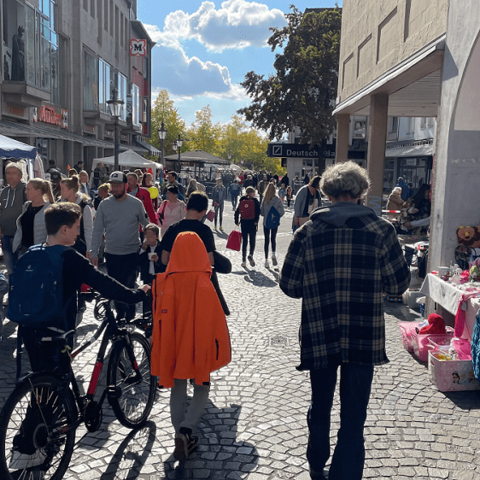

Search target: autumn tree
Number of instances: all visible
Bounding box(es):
[187,105,221,153]
[238,6,342,145]
[150,90,187,156]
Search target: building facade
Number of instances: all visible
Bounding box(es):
[0,0,156,173]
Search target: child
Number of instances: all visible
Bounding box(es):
[139,224,163,316]
[139,223,163,284]
[234,186,260,267]
[286,186,293,207]
[278,183,287,204]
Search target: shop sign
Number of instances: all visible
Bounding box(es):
[84,124,96,135]
[130,39,147,56]
[33,106,69,129]
[6,104,25,118]
[267,143,335,159]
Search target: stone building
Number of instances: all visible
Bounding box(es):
[0,0,157,173]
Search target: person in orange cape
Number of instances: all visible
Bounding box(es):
[151,231,231,461]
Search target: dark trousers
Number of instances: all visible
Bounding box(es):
[263,226,278,258]
[105,252,139,320]
[241,221,256,260]
[2,235,17,275]
[308,363,374,480]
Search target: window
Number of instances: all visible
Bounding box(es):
[131,83,141,127]
[388,117,398,134]
[84,49,98,110]
[118,73,127,121]
[427,117,435,128]
[58,36,68,108]
[98,58,111,113]
[97,0,102,44]
[120,12,124,47]
[115,5,119,59]
[406,117,414,135]
[83,0,88,11]
[104,0,108,31]
[90,0,95,18]
[420,117,427,129]
[109,0,113,36]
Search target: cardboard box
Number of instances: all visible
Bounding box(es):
[429,351,480,392]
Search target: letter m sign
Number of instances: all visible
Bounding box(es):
[130,39,147,57]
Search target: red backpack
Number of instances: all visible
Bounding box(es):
[239,198,256,220]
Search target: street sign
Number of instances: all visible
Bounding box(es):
[267,143,335,158]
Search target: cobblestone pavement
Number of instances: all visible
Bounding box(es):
[1,200,480,479]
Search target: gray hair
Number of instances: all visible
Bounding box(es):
[320,161,370,199]
[392,186,402,194]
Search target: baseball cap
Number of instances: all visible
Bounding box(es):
[109,171,127,183]
[50,171,62,182]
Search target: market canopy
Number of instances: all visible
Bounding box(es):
[164,149,230,165]
[92,149,161,179]
[0,134,36,160]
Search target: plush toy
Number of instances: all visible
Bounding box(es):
[457,226,480,248]
[417,313,446,335]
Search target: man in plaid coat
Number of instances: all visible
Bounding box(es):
[280,161,410,480]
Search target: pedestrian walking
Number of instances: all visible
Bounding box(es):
[228,179,241,210]
[279,161,410,480]
[0,162,27,274]
[12,179,54,255]
[127,172,157,224]
[78,170,94,202]
[151,231,231,461]
[257,174,268,204]
[278,183,287,204]
[60,176,93,258]
[234,186,260,268]
[90,171,150,320]
[286,186,293,207]
[260,183,284,268]
[158,185,186,238]
[212,177,227,231]
[293,176,322,230]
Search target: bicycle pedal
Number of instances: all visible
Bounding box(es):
[107,385,122,399]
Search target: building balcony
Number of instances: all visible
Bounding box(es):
[2,81,50,107]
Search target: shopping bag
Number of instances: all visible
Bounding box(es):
[226,229,242,251]
[206,209,215,222]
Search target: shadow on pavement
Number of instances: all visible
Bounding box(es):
[100,421,157,479]
[244,270,278,288]
[164,402,258,479]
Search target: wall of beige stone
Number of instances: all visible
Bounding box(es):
[337,0,448,104]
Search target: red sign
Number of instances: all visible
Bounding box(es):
[33,106,69,129]
[130,39,147,56]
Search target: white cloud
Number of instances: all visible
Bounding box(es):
[160,0,286,52]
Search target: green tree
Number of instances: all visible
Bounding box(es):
[187,105,221,153]
[150,90,187,156]
[238,6,342,146]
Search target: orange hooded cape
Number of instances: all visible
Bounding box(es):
[150,232,231,388]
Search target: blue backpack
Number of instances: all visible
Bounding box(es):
[8,244,67,328]
[265,206,281,229]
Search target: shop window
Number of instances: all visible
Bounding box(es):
[84,49,98,111]
[2,0,57,94]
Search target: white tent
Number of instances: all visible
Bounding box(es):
[91,149,161,183]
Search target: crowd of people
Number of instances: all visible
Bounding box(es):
[0,157,413,479]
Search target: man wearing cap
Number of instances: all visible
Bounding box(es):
[90,171,149,319]
[0,162,27,274]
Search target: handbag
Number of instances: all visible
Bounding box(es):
[226,228,242,251]
[206,209,215,222]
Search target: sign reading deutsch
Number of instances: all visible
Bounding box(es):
[267,143,335,158]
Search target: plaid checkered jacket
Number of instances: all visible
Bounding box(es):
[280,203,410,369]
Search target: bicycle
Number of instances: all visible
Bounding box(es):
[0,294,157,480]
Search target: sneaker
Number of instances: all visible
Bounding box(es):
[10,449,47,469]
[173,429,199,461]
[265,260,269,268]
[272,254,278,266]
[214,226,217,231]
[219,226,224,232]
[248,255,255,267]
[241,261,247,268]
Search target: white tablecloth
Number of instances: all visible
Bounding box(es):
[420,273,480,340]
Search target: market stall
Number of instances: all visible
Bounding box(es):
[0,134,36,181]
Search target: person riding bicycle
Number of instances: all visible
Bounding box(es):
[14,202,150,376]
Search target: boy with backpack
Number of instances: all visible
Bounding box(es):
[8,203,149,374]
[234,186,260,267]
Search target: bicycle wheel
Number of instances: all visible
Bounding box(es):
[0,373,77,480]
[107,332,156,429]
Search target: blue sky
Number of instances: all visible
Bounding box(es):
[137,0,341,128]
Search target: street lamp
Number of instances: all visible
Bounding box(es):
[158,122,167,167]
[227,151,232,163]
[175,134,183,173]
[107,87,124,171]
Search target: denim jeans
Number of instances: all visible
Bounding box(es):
[214,203,224,227]
[308,363,374,480]
[2,235,17,275]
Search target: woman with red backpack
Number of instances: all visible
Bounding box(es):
[234,186,260,268]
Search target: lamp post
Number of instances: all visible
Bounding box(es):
[227,151,232,163]
[158,122,167,167]
[175,134,183,173]
[106,87,124,171]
